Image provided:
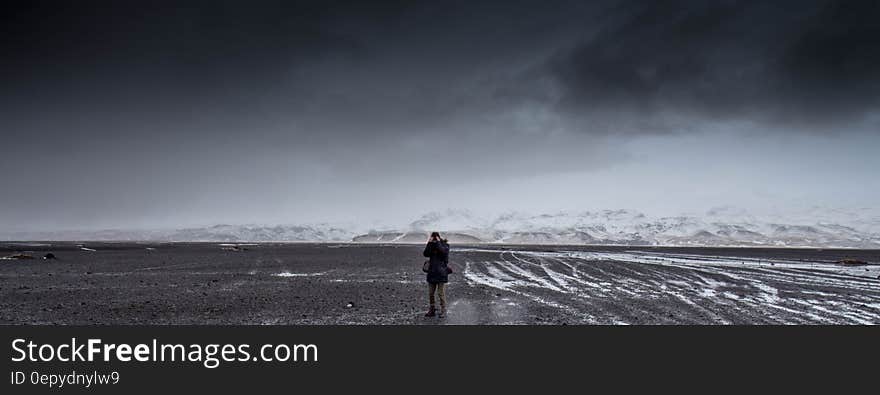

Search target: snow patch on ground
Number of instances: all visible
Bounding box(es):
[273,271,327,277]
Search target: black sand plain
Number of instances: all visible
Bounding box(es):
[1,243,878,325]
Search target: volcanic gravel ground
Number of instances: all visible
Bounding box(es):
[1,243,878,324]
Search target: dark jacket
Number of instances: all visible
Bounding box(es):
[423,240,450,284]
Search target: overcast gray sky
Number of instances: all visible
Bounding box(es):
[2,0,879,231]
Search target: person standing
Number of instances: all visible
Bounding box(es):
[423,231,450,318]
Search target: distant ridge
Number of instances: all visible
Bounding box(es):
[352,231,482,244]
[3,207,879,248]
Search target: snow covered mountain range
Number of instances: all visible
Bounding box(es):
[354,207,880,248]
[4,207,880,248]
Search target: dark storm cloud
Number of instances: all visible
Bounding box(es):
[548,0,880,132]
[0,0,389,125]
[4,0,879,139]
[1,1,389,79]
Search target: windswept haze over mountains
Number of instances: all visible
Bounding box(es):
[5,207,879,248]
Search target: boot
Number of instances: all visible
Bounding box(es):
[424,306,436,317]
[438,306,447,318]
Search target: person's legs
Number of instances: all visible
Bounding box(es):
[437,283,447,317]
[426,283,437,317]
